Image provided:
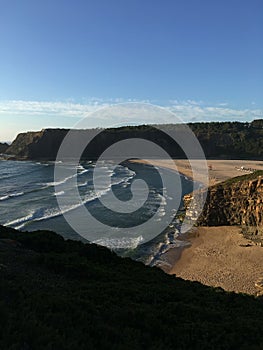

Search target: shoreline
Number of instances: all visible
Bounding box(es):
[130,159,263,186]
[130,159,263,295]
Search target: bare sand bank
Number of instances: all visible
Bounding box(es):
[166,227,263,295]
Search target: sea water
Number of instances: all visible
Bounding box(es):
[0,159,194,267]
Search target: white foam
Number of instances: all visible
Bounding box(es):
[45,168,89,187]
[10,192,24,197]
[14,223,28,230]
[35,206,75,222]
[0,192,24,201]
[84,186,113,203]
[2,163,140,232]
[151,257,172,268]
[78,182,87,188]
[144,230,188,267]
[93,235,144,249]
[5,211,35,227]
[154,193,167,218]
[5,184,114,230]
[53,191,65,196]
[149,240,190,267]
[76,165,85,171]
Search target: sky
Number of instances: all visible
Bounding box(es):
[0,0,262,141]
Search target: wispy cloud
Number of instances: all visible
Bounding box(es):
[0,99,262,125]
[169,104,263,123]
[0,100,104,117]
[217,102,229,107]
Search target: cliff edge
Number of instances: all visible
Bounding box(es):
[185,171,263,242]
[5,129,69,160]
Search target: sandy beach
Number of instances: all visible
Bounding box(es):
[131,159,263,295]
[132,159,263,186]
[167,227,263,295]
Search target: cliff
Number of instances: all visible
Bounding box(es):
[5,129,68,160]
[4,119,263,160]
[184,171,263,241]
[4,126,190,160]
[0,142,9,154]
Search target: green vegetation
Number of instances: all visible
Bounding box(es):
[1,226,263,349]
[188,120,263,159]
[219,170,263,186]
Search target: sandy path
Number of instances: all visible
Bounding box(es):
[167,227,263,295]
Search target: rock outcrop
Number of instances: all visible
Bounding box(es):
[184,171,263,241]
[5,129,69,160]
[0,142,9,154]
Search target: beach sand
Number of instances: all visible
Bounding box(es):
[130,159,263,295]
[166,227,263,296]
[131,159,263,186]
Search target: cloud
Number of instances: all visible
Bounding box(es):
[0,99,262,127]
[217,102,229,107]
[168,104,263,123]
[0,100,105,117]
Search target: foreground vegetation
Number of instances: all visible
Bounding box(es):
[1,225,263,349]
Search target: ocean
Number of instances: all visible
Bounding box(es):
[0,159,194,268]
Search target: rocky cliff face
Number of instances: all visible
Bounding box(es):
[3,126,188,160]
[0,142,9,154]
[5,129,69,160]
[184,171,263,241]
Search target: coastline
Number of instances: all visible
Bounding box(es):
[130,159,263,186]
[130,159,263,295]
[2,157,263,295]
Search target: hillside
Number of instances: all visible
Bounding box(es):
[1,225,263,349]
[4,119,263,160]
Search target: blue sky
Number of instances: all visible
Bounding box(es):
[0,0,262,141]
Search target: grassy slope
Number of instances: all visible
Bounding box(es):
[1,226,263,350]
